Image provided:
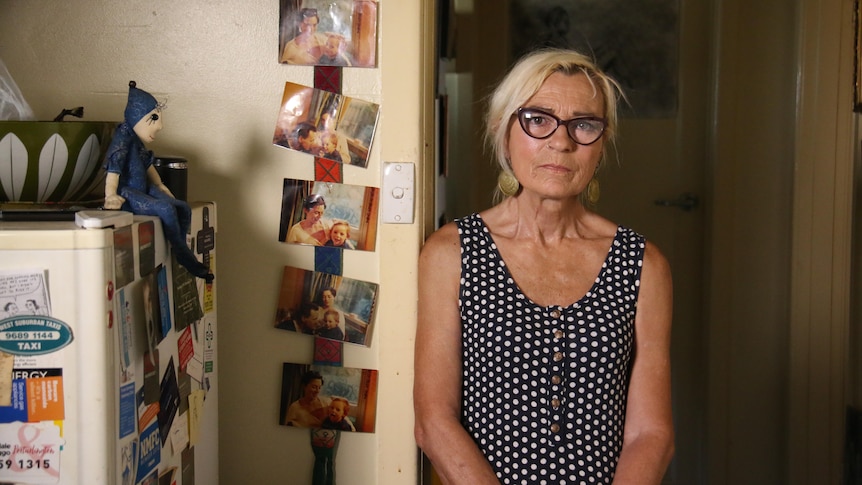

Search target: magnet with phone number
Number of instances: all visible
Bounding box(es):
[0,422,64,482]
[0,316,74,355]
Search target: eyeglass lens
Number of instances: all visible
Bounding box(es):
[517,108,606,146]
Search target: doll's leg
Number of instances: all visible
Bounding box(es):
[122,190,213,281]
[147,188,195,247]
[146,193,211,279]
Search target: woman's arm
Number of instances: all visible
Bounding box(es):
[285,223,303,244]
[286,223,321,246]
[284,401,302,426]
[336,134,352,164]
[312,397,328,421]
[612,241,675,484]
[414,224,500,485]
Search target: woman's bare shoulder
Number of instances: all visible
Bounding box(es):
[642,239,672,281]
[420,221,461,261]
[637,239,673,319]
[417,223,462,293]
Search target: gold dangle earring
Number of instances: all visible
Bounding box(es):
[586,177,600,205]
[498,171,520,197]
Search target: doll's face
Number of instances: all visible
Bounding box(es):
[330,225,349,246]
[133,108,163,143]
[328,400,348,422]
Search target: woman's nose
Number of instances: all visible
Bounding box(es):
[546,124,576,151]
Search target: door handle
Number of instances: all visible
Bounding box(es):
[654,193,699,211]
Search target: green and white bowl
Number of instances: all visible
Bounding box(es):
[0,121,117,203]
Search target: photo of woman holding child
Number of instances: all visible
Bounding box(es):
[280,364,379,433]
[278,179,379,251]
[274,266,379,347]
[272,82,380,168]
[277,1,378,68]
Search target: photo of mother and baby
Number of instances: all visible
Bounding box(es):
[280,365,379,434]
[279,179,380,252]
[286,194,355,249]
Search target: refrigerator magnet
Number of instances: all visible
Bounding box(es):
[0,316,74,356]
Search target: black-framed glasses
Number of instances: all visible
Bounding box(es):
[516,107,607,146]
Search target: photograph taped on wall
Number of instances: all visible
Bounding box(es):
[278,0,378,67]
[273,82,380,168]
[275,265,379,347]
[279,178,379,251]
[509,0,679,118]
[280,363,378,432]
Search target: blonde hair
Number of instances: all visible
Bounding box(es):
[484,48,625,179]
[330,396,349,408]
[330,220,351,236]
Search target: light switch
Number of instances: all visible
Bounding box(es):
[382,162,414,223]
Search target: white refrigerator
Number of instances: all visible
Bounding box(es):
[0,202,218,485]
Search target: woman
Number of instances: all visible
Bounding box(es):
[285,370,327,427]
[316,287,346,341]
[280,8,327,65]
[24,299,47,316]
[414,48,674,484]
[286,194,331,246]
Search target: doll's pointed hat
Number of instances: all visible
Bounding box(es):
[123,80,158,126]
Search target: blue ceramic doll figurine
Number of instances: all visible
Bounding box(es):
[104,81,213,282]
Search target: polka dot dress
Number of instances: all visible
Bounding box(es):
[456,214,644,484]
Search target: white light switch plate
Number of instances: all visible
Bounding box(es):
[381,162,414,224]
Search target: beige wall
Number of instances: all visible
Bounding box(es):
[0,1,425,484]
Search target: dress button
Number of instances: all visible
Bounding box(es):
[550,309,561,318]
[554,329,564,339]
[553,352,563,362]
[550,423,560,433]
[551,375,562,385]
[551,398,560,408]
